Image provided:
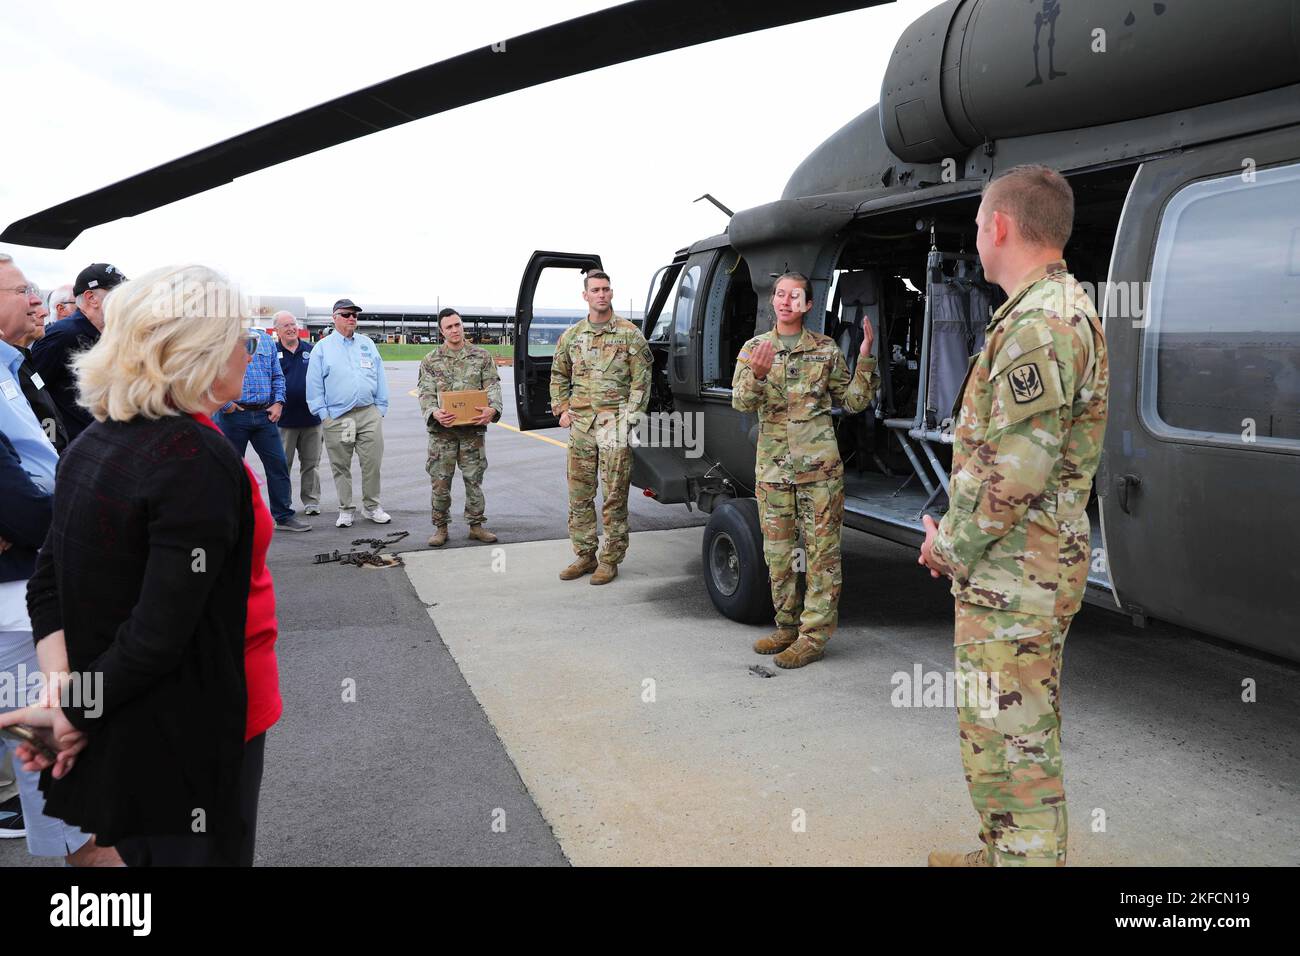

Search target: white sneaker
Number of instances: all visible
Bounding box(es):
[304,505,321,516]
[364,507,391,524]
[336,511,354,528]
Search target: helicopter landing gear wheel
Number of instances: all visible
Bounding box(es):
[702,497,773,625]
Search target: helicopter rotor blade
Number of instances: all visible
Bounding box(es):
[1,0,892,249]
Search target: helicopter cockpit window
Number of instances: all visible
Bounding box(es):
[649,265,688,343]
[671,265,701,383]
[1141,162,1300,447]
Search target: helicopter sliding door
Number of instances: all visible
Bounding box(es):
[513,250,603,430]
[1103,128,1300,657]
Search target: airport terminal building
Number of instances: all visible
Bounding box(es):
[249,296,641,346]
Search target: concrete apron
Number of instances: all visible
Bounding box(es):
[403,527,985,866]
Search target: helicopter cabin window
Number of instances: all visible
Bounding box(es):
[671,264,701,384]
[701,251,757,390]
[1141,163,1300,447]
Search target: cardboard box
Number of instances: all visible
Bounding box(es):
[440,389,490,426]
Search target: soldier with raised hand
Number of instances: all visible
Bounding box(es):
[920,165,1109,867]
[417,308,502,547]
[732,273,878,669]
[550,270,652,585]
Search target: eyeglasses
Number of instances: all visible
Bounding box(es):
[2,285,37,297]
[334,311,358,319]
[243,332,262,356]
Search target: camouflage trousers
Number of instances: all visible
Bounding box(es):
[755,477,844,646]
[954,600,1073,866]
[567,424,633,565]
[425,427,488,528]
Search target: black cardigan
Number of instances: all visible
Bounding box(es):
[26,412,254,844]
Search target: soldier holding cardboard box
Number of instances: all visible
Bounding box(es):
[417,308,502,547]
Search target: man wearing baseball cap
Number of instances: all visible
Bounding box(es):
[29,263,126,443]
[305,298,391,527]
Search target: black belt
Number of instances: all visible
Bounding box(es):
[237,402,269,411]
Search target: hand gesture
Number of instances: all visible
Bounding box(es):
[748,339,775,380]
[860,317,875,357]
[918,514,944,579]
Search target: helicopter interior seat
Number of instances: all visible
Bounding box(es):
[880,251,996,511]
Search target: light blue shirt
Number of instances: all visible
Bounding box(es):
[304,331,388,420]
[0,340,58,494]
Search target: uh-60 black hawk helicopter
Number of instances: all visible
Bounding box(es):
[6,1,1298,661]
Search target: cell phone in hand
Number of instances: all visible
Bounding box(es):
[0,724,59,761]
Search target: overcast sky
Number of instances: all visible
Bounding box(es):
[0,0,944,312]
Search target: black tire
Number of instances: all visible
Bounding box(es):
[702,497,773,625]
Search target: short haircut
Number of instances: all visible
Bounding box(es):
[982,164,1074,249]
[584,270,611,291]
[0,253,12,264]
[47,285,74,311]
[437,307,461,329]
[773,271,813,302]
[74,264,247,422]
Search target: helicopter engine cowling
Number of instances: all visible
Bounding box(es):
[880,0,1300,165]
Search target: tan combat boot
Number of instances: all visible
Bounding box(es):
[927,848,989,867]
[427,527,448,548]
[467,525,498,543]
[559,555,598,580]
[589,563,618,586]
[753,627,799,654]
[773,636,825,669]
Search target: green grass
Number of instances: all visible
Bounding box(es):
[374,342,515,362]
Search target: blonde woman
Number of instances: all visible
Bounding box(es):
[0,265,283,866]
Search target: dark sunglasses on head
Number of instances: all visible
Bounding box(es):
[243,332,261,356]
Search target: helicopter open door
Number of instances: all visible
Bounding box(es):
[1102,127,1300,656]
[513,250,603,430]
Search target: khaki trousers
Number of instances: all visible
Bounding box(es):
[321,404,384,514]
[280,424,323,508]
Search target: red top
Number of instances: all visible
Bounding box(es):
[193,413,283,741]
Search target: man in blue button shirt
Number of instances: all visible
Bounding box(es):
[215,326,311,532]
[306,298,390,528]
[0,253,111,863]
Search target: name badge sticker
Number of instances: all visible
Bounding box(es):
[30,372,45,389]
[360,357,374,370]
[1,380,19,401]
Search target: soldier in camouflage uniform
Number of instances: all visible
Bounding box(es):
[732,273,879,668]
[417,308,503,547]
[920,165,1108,867]
[550,270,653,585]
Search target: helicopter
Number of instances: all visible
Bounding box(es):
[5,0,1298,661]
[512,0,1300,662]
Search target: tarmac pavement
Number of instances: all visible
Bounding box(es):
[3,360,1297,867]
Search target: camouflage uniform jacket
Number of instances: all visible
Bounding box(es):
[732,327,879,484]
[930,260,1109,619]
[549,315,653,434]
[417,344,503,434]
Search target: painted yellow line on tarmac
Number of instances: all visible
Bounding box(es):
[495,421,568,449]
